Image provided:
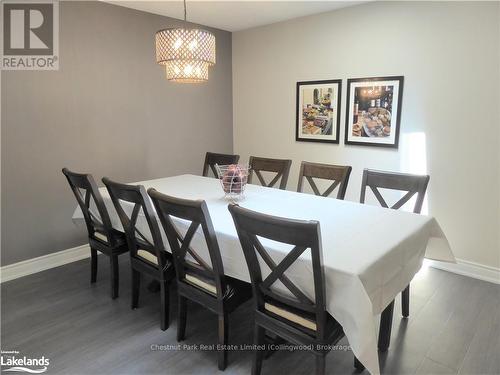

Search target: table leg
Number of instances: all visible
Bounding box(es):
[378,299,394,352]
[402,284,410,318]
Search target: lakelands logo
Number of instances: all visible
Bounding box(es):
[1,350,50,373]
[1,0,59,70]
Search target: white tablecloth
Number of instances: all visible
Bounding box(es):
[72,174,454,374]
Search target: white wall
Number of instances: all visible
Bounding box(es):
[233,1,500,268]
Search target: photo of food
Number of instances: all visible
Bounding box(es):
[302,88,333,136]
[352,86,393,137]
[345,76,404,148]
[296,80,341,143]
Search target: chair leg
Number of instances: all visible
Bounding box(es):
[131,269,140,309]
[354,356,365,371]
[402,284,410,318]
[378,299,395,352]
[218,312,229,370]
[177,296,187,342]
[90,248,98,283]
[252,325,265,375]
[315,355,326,375]
[160,280,170,331]
[110,255,119,299]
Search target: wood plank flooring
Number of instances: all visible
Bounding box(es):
[1,255,499,374]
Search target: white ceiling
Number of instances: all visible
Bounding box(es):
[106,1,366,32]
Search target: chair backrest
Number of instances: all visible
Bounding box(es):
[102,177,167,268]
[203,152,240,177]
[248,156,292,190]
[297,161,352,200]
[148,188,226,299]
[360,169,430,213]
[62,168,116,245]
[228,204,328,338]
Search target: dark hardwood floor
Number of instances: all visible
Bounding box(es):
[1,255,499,374]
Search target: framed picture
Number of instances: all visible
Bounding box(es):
[296,79,341,143]
[345,76,404,148]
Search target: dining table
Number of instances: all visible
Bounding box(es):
[72,174,455,374]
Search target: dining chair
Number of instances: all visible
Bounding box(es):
[148,189,252,370]
[203,152,240,177]
[62,168,128,299]
[296,161,352,200]
[228,204,345,375]
[102,178,175,331]
[248,156,292,190]
[360,168,430,351]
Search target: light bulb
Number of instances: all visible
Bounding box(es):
[174,38,183,50]
[188,39,198,51]
[184,64,193,75]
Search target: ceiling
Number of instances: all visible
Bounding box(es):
[105,1,366,32]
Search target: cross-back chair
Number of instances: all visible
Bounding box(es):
[360,168,430,352]
[248,156,292,190]
[228,204,345,375]
[297,161,352,200]
[102,178,175,331]
[202,152,240,178]
[62,168,128,299]
[148,189,252,370]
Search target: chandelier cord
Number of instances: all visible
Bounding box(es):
[183,0,187,22]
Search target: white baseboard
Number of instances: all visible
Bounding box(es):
[426,258,500,285]
[1,244,499,286]
[0,244,91,283]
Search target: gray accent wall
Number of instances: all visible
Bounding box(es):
[1,1,233,265]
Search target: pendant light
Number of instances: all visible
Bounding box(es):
[155,0,216,83]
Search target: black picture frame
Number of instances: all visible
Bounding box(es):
[296,79,342,144]
[344,76,404,148]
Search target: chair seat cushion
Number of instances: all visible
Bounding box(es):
[262,301,343,340]
[182,273,252,312]
[137,249,158,265]
[92,229,126,248]
[185,273,217,295]
[264,302,317,331]
[94,232,108,242]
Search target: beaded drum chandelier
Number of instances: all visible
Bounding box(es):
[155,0,216,83]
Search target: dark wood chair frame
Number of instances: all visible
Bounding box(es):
[360,168,430,354]
[297,161,352,200]
[149,189,251,370]
[102,178,175,331]
[202,152,240,177]
[228,204,345,375]
[248,156,292,190]
[62,168,128,299]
